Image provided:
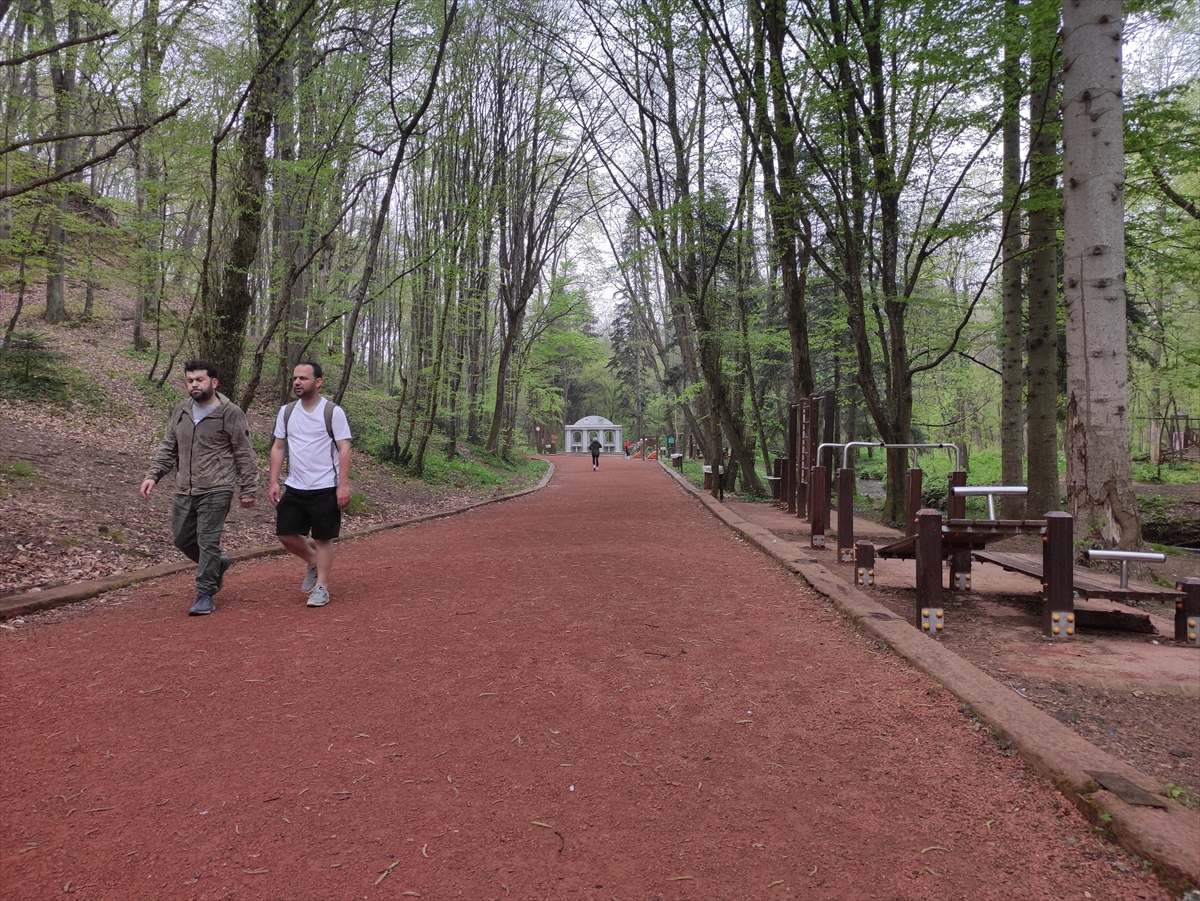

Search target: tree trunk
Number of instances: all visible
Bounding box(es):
[999,0,1025,518]
[1061,0,1140,548]
[1026,0,1062,518]
[198,0,283,397]
[41,0,79,325]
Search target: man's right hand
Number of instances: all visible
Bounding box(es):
[268,482,282,506]
[138,479,156,500]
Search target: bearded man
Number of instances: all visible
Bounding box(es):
[140,360,258,616]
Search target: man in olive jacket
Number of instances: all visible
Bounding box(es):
[140,360,258,616]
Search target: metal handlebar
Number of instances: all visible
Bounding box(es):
[951,485,1028,520]
[1086,549,1166,589]
[831,441,961,471]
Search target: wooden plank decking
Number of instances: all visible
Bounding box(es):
[971,550,1184,601]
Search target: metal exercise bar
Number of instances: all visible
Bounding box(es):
[840,441,961,471]
[951,485,1028,520]
[1086,549,1166,589]
[840,441,885,469]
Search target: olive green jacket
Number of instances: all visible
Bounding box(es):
[145,393,258,498]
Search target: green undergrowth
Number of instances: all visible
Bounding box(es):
[0,332,107,410]
[420,447,546,490]
[1131,459,1200,485]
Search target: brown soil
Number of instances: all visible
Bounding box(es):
[0,455,1175,900]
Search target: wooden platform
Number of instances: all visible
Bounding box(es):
[972,550,1184,601]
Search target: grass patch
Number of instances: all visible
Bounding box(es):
[419,447,547,489]
[1132,460,1200,485]
[6,461,34,478]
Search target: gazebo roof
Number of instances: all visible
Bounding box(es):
[567,416,617,428]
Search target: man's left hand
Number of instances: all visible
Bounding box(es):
[337,483,351,510]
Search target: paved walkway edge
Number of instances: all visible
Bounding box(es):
[662,464,1200,892]
[0,462,555,621]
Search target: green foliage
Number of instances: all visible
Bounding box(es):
[1164,782,1198,809]
[344,491,370,515]
[419,448,547,490]
[0,331,66,380]
[526,268,605,430]
[0,333,107,409]
[1131,460,1200,485]
[4,461,35,481]
[339,390,397,464]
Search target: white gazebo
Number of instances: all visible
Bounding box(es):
[565,416,623,455]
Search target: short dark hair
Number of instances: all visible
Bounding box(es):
[296,359,323,379]
[184,359,218,378]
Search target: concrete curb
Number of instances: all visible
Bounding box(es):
[660,462,1200,892]
[0,462,555,621]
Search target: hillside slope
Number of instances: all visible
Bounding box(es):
[0,307,540,599]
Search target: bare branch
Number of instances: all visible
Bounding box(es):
[0,100,190,200]
[0,29,117,68]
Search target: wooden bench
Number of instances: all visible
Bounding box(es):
[875,496,1074,640]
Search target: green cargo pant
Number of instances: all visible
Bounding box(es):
[171,491,233,596]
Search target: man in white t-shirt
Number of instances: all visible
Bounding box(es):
[268,361,352,608]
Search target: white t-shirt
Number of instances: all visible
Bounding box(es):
[274,398,352,490]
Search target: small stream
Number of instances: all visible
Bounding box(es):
[856,478,886,500]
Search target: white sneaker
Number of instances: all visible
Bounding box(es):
[301,564,318,593]
[307,584,330,607]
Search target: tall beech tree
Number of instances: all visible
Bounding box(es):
[197,0,293,397]
[998,0,1025,518]
[333,0,459,405]
[746,0,1004,521]
[483,3,588,455]
[1060,0,1140,547]
[1024,0,1061,519]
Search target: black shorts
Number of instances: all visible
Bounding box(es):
[276,487,341,541]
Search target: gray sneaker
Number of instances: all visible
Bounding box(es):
[306,585,330,608]
[300,564,318,593]
[189,593,215,616]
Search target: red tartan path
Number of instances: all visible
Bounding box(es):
[0,454,1171,900]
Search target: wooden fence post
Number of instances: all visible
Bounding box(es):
[787,403,798,514]
[837,467,855,562]
[1042,511,1075,638]
[905,468,924,537]
[947,471,971,590]
[810,465,827,548]
[915,508,944,636]
[1176,578,1200,646]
